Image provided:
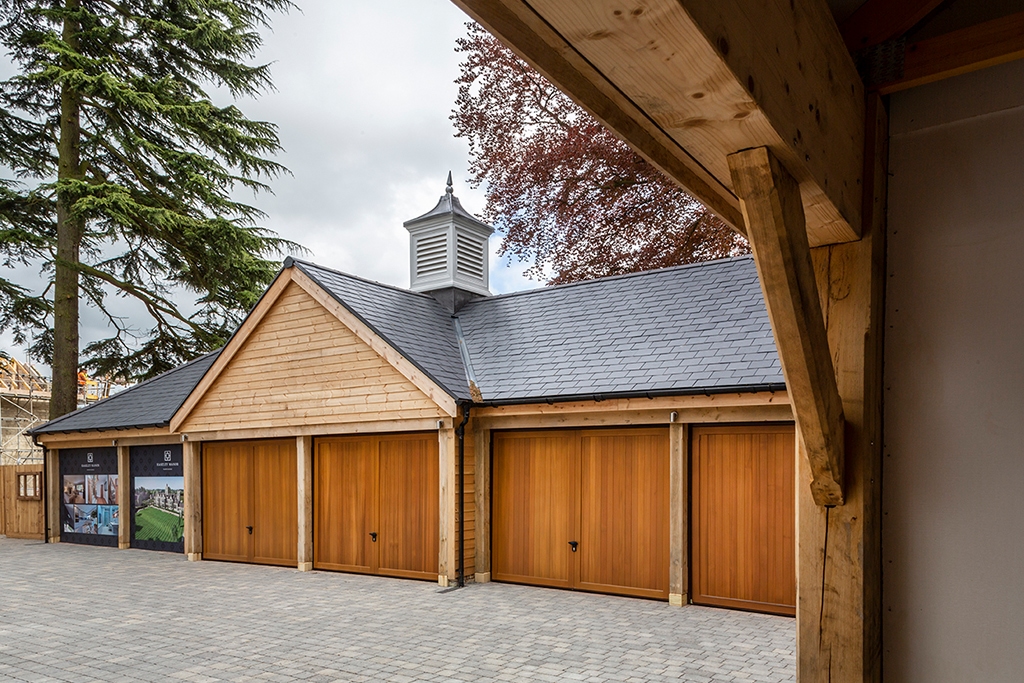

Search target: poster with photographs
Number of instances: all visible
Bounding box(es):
[130,444,184,553]
[59,448,118,547]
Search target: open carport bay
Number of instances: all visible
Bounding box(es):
[0,537,794,682]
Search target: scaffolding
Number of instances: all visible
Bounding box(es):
[0,358,50,465]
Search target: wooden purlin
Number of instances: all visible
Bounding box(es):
[0,358,50,397]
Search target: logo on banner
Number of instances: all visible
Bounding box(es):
[87,453,94,463]
[164,451,172,462]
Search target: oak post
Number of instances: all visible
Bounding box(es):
[182,439,202,561]
[46,448,60,543]
[117,445,130,549]
[296,435,313,571]
[668,422,689,606]
[438,425,456,586]
[797,95,887,683]
[728,146,846,506]
[473,426,491,582]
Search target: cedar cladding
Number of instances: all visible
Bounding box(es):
[181,282,446,432]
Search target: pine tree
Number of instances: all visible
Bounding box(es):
[0,0,298,418]
[452,24,748,285]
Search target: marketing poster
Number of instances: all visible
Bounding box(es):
[130,444,184,553]
[60,447,119,547]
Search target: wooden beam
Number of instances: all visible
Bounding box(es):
[473,391,788,417]
[452,0,864,246]
[117,445,130,549]
[171,269,295,432]
[668,422,689,607]
[840,0,944,51]
[728,146,845,506]
[475,404,793,431]
[473,425,491,583]
[290,268,459,418]
[296,435,313,571]
[182,440,202,561]
[183,417,449,443]
[876,12,1024,94]
[798,93,887,683]
[437,426,457,586]
[36,428,173,447]
[45,448,60,543]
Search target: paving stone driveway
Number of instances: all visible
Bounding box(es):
[0,538,794,682]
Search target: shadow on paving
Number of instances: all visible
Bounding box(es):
[0,537,794,682]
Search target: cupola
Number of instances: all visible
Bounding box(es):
[404,173,494,312]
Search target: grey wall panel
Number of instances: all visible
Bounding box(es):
[885,59,1024,682]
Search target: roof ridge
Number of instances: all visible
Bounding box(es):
[288,257,440,301]
[38,350,221,431]
[460,254,754,306]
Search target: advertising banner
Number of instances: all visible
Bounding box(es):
[130,444,184,553]
[59,447,119,547]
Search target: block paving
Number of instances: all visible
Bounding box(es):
[0,538,794,682]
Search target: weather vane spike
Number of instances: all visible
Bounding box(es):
[446,171,453,194]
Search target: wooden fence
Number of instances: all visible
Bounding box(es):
[0,464,45,539]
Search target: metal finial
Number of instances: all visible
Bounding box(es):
[446,171,453,194]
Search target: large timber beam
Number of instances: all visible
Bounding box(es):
[728,146,845,506]
[451,0,865,246]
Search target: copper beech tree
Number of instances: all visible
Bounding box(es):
[452,23,748,285]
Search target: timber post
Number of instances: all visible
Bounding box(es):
[182,439,202,561]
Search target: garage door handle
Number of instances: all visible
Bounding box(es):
[369,532,377,542]
[569,541,578,552]
[246,526,253,535]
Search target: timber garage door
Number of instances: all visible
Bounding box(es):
[314,433,438,580]
[202,439,297,566]
[692,425,796,616]
[492,428,670,599]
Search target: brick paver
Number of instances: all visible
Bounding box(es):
[0,538,794,682]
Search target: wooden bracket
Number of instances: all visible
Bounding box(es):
[728,147,845,506]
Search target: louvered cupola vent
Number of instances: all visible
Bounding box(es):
[404,173,495,311]
[415,233,448,279]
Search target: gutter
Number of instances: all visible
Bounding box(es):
[473,382,786,407]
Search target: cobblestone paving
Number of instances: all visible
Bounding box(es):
[0,538,794,682]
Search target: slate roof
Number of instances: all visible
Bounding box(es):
[32,351,220,434]
[31,254,783,434]
[456,256,783,402]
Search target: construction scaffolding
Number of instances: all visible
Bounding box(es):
[0,358,50,465]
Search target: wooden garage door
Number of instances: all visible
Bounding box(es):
[202,439,297,566]
[692,425,796,616]
[314,433,438,580]
[492,428,670,599]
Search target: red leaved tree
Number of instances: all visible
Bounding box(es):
[452,23,748,285]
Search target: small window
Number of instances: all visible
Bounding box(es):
[17,472,42,500]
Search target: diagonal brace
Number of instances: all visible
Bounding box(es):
[728,147,845,506]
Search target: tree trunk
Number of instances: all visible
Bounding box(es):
[50,1,84,420]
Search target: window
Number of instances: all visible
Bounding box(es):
[17,472,42,500]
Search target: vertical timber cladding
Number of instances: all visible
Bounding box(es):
[492,428,670,599]
[314,433,439,580]
[201,439,297,566]
[129,445,184,553]
[691,425,796,616]
[59,448,120,547]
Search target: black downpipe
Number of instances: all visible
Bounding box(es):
[455,404,471,588]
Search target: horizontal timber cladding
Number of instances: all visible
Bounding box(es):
[691,425,796,616]
[492,428,670,600]
[202,439,297,567]
[314,433,439,581]
[180,281,445,433]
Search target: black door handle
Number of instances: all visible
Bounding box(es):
[569,541,578,552]
[369,532,377,542]
[246,526,253,535]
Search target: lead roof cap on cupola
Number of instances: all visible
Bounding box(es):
[404,173,494,298]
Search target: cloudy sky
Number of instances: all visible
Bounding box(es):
[1,0,541,370]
